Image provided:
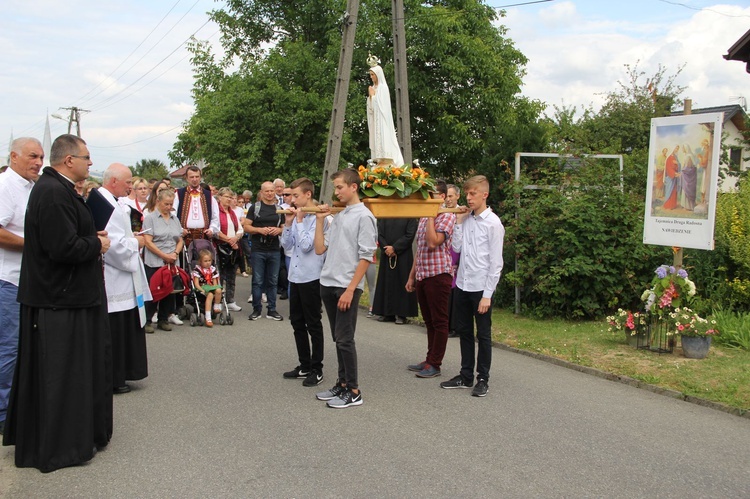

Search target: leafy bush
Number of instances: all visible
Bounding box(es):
[500,156,669,319]
[687,175,750,313]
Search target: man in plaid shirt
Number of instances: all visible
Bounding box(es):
[405,180,456,378]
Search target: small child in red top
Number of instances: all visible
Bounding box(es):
[192,249,222,327]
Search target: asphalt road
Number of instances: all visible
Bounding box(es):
[1,276,749,498]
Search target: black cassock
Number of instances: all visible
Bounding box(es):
[372,218,419,318]
[2,167,112,473]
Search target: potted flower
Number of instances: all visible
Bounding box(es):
[669,307,719,359]
[356,163,442,218]
[607,308,648,347]
[637,265,697,352]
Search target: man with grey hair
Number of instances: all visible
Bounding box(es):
[95,163,151,395]
[3,134,113,472]
[0,137,43,436]
[273,178,285,205]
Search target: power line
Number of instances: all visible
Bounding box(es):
[88,125,182,149]
[88,18,212,111]
[93,54,193,112]
[76,0,184,103]
[79,0,201,107]
[656,0,750,18]
[94,29,220,112]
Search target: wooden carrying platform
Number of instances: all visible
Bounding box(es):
[277,199,461,218]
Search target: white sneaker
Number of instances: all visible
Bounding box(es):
[227,302,242,312]
[168,314,184,325]
[262,293,267,303]
[247,295,253,303]
[241,272,249,278]
[151,313,158,323]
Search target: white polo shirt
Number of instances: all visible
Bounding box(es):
[0,168,35,286]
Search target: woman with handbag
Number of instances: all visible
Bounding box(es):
[142,189,184,333]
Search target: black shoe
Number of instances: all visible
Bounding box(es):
[113,384,131,394]
[283,366,310,379]
[472,379,489,397]
[440,375,473,389]
[266,310,283,321]
[302,370,324,387]
[377,315,395,322]
[248,310,262,321]
[448,330,459,338]
[279,292,288,300]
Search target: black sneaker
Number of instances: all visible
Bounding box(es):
[327,388,363,408]
[248,310,262,321]
[316,382,346,401]
[266,310,283,321]
[302,370,324,387]
[472,379,488,397]
[440,375,473,389]
[283,366,310,379]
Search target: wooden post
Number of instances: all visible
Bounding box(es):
[392,0,412,166]
[320,1,360,202]
[674,98,692,270]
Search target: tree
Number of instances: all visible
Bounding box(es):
[170,0,545,196]
[131,159,169,181]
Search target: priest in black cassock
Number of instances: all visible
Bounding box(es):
[372,218,419,324]
[94,163,151,394]
[2,134,113,473]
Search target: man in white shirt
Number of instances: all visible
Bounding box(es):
[0,138,42,434]
[440,175,504,398]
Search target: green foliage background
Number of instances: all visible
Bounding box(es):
[169,0,546,197]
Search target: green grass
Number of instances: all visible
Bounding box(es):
[491,309,750,411]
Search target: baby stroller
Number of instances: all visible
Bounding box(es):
[178,239,234,326]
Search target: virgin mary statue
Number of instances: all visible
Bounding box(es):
[367,55,404,167]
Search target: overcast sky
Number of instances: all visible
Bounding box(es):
[2,0,749,170]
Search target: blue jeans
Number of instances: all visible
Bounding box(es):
[251,249,280,312]
[0,280,20,423]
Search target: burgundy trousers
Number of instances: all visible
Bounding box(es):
[416,273,453,368]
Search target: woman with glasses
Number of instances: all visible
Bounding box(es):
[122,177,149,213]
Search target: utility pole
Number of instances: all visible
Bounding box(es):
[673,98,692,271]
[59,106,89,137]
[392,0,412,165]
[320,1,360,202]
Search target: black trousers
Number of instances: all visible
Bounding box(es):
[289,280,324,372]
[454,288,493,382]
[320,285,362,390]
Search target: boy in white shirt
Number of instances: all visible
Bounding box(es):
[440,175,504,397]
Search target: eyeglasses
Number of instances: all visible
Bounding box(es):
[70,155,91,160]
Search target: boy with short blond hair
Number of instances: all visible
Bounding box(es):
[440,175,504,397]
[314,169,377,408]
